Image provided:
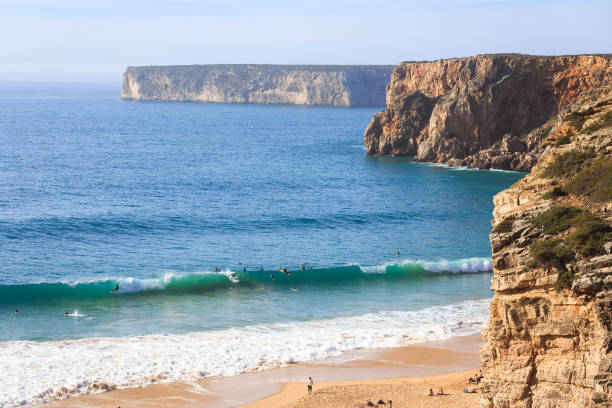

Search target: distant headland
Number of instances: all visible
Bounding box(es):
[121,64,394,107]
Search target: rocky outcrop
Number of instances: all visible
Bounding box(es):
[121,65,393,107]
[364,54,612,171]
[481,95,612,407]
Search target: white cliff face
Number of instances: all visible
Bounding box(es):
[121,65,393,107]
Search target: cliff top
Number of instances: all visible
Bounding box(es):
[125,64,394,73]
[400,53,612,64]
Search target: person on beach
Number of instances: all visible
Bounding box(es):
[428,388,434,397]
[110,283,119,293]
[307,377,313,394]
[437,386,445,395]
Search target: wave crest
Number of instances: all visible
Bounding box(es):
[0,257,492,304]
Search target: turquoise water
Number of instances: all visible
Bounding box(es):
[0,83,523,406]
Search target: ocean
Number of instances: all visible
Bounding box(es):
[0,82,523,407]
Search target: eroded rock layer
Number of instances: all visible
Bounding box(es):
[121,65,393,106]
[481,94,612,407]
[364,54,612,171]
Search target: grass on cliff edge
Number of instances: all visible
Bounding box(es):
[531,206,583,235]
[542,186,568,200]
[542,151,612,202]
[564,156,612,201]
[492,218,513,234]
[529,207,611,279]
[583,109,612,134]
[542,150,594,178]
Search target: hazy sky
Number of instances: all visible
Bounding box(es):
[1,0,610,82]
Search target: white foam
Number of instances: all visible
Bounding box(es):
[419,257,492,273]
[358,257,492,274]
[0,299,490,407]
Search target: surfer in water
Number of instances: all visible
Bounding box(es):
[300,264,306,270]
[110,283,120,293]
[14,309,19,315]
[280,268,291,276]
[214,267,221,272]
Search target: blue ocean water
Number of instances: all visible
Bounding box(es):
[0,82,523,406]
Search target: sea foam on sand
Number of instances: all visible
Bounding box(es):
[0,299,489,407]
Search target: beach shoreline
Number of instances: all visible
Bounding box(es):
[35,333,483,408]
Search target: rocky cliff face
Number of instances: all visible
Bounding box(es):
[364,54,612,171]
[121,65,393,107]
[481,93,612,407]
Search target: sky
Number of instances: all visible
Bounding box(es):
[0,0,610,82]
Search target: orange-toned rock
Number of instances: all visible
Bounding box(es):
[364,54,612,171]
[481,98,612,407]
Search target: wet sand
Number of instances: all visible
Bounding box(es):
[35,333,482,408]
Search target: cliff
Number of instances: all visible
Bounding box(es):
[121,65,393,107]
[481,93,612,407]
[364,54,612,171]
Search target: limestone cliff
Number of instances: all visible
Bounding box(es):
[481,94,612,407]
[121,65,393,107]
[364,54,612,171]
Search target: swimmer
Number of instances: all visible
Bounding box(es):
[260,266,264,271]
[243,267,247,272]
[291,287,297,292]
[14,309,19,314]
[300,264,306,270]
[270,273,275,281]
[110,283,120,293]
[214,267,221,272]
[396,251,400,257]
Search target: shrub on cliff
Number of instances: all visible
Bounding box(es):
[529,238,574,270]
[554,134,571,146]
[564,156,612,201]
[542,186,568,200]
[566,215,611,257]
[563,111,588,130]
[531,206,583,234]
[493,218,513,233]
[530,207,609,268]
[555,269,575,292]
[542,150,594,178]
[583,109,612,134]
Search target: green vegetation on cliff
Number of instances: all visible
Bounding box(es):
[492,218,514,233]
[542,149,612,202]
[529,206,611,276]
[542,150,594,178]
[564,156,612,201]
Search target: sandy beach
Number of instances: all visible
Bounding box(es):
[35,333,482,408]
[245,370,479,408]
